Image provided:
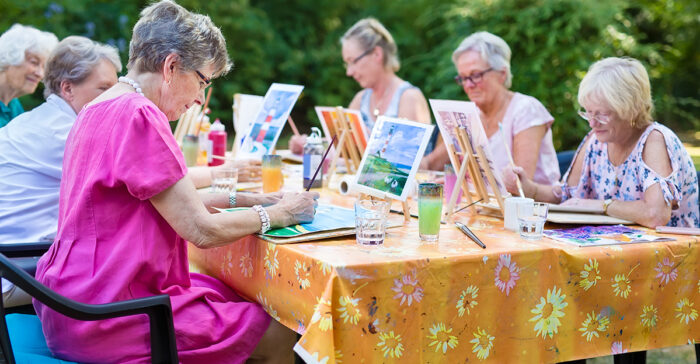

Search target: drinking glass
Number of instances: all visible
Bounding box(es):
[354,200,390,245]
[418,183,443,242]
[210,168,238,193]
[517,202,549,240]
[261,155,284,193]
[444,164,462,205]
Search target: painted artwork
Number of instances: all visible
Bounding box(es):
[354,116,434,201]
[315,107,368,150]
[428,99,507,196]
[239,83,304,158]
[544,225,675,247]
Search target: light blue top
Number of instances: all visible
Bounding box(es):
[359,81,416,131]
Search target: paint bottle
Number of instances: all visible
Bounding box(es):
[303,127,324,189]
[197,116,211,166]
[208,119,227,166]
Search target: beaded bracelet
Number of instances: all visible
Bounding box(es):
[229,191,237,208]
[252,205,270,234]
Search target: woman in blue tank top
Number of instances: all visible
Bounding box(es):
[289,18,431,153]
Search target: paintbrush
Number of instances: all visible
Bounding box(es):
[306,135,336,191]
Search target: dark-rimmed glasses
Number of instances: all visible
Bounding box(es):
[454,68,493,86]
[343,48,373,69]
[577,109,611,125]
[195,70,212,86]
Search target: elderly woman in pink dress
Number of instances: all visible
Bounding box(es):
[33,1,318,363]
[422,31,560,185]
[505,57,699,228]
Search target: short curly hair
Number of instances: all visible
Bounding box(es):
[128,0,231,78]
[578,57,653,129]
[0,24,58,71]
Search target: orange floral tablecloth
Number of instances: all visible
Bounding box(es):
[188,193,699,363]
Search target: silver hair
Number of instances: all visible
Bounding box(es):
[341,18,400,72]
[128,0,231,78]
[0,24,58,71]
[452,31,513,88]
[43,36,122,98]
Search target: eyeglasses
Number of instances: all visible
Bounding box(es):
[454,68,493,86]
[343,48,373,69]
[195,70,212,88]
[577,109,611,125]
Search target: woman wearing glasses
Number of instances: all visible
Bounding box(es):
[33,1,317,362]
[290,17,430,153]
[505,57,699,228]
[421,32,560,186]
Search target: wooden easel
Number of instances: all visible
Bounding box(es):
[359,193,411,225]
[326,107,364,182]
[444,126,505,220]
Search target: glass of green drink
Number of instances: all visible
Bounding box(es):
[418,183,443,242]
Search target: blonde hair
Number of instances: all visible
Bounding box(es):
[578,57,653,128]
[452,31,512,88]
[128,0,231,78]
[341,18,400,72]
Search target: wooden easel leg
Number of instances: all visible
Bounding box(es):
[401,200,411,225]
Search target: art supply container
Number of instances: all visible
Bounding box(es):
[354,200,389,245]
[504,197,534,231]
[418,183,443,242]
[517,202,549,240]
[262,154,284,193]
[303,127,324,189]
[208,119,227,166]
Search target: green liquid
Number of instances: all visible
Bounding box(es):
[419,198,443,236]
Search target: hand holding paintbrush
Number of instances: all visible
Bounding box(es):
[498,123,525,197]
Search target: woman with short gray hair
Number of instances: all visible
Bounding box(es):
[33,1,316,363]
[422,31,560,187]
[0,24,58,127]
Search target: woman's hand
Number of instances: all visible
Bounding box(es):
[230,159,262,182]
[268,191,319,227]
[503,165,532,197]
[289,134,308,155]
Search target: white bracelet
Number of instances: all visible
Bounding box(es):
[252,205,270,234]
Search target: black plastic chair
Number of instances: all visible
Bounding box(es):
[0,253,178,363]
[557,150,576,177]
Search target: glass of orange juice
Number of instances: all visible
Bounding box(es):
[262,154,284,192]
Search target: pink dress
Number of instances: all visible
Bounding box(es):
[33,93,270,364]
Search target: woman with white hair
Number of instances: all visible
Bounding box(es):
[0,24,58,127]
[0,35,120,307]
[422,31,560,186]
[33,1,317,363]
[289,17,431,153]
[505,57,699,228]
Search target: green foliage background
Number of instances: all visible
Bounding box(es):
[1,0,697,150]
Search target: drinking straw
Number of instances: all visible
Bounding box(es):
[305,135,336,191]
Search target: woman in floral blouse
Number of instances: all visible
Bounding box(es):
[505,57,698,228]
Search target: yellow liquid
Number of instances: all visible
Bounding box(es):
[262,167,283,192]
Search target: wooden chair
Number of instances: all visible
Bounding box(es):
[0,253,178,363]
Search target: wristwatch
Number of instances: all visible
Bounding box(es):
[602,198,613,215]
[229,191,237,208]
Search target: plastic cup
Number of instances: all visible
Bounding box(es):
[262,155,284,193]
[354,200,389,245]
[517,202,549,240]
[210,168,238,193]
[418,183,443,242]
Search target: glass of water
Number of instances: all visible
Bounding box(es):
[211,168,238,194]
[517,202,549,240]
[354,200,390,245]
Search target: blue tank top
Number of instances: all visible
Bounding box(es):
[359,81,415,131]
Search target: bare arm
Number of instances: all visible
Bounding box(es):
[149,177,318,249]
[397,88,431,124]
[347,90,363,111]
[420,135,450,171]
[512,124,547,179]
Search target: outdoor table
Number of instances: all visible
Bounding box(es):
[188,189,699,363]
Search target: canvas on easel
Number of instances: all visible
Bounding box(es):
[232,93,264,156]
[238,83,304,159]
[353,116,434,223]
[428,99,509,220]
[314,106,368,180]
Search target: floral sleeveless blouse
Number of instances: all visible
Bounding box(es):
[561,122,699,227]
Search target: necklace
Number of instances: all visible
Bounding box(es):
[118,76,144,96]
[372,80,395,117]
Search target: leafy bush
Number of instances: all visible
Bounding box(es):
[3,0,696,150]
